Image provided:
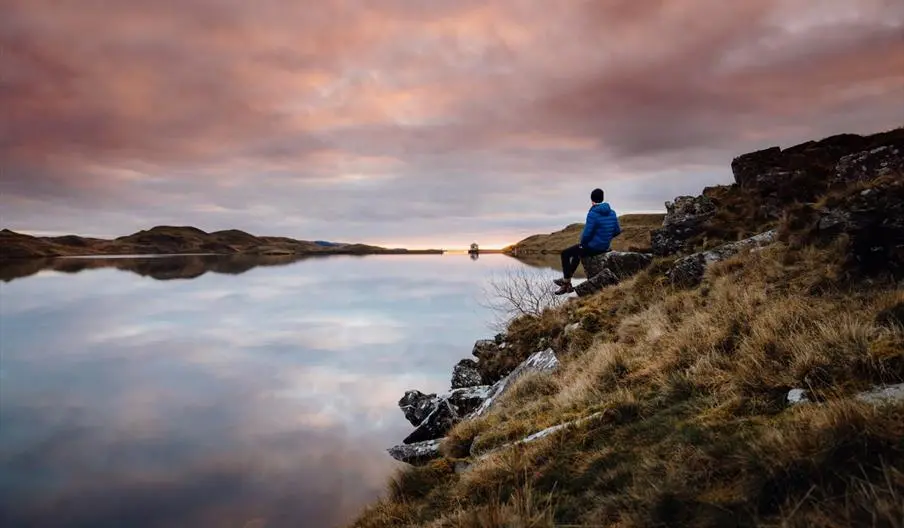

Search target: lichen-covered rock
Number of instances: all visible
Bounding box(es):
[731,130,904,199]
[469,348,559,418]
[662,195,718,227]
[855,383,904,405]
[573,268,619,297]
[582,251,653,280]
[834,144,904,184]
[811,180,904,278]
[447,385,491,416]
[572,251,653,297]
[650,195,717,256]
[403,399,458,444]
[388,439,442,465]
[667,230,777,286]
[451,358,483,388]
[471,339,499,360]
[398,390,440,427]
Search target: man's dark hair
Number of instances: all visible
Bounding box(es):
[591,188,605,203]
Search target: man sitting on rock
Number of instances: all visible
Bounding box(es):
[554,188,621,295]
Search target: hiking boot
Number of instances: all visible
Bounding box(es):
[553,278,570,286]
[554,282,574,295]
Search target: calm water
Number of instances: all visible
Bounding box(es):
[0,253,546,528]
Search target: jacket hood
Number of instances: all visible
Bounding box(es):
[591,202,613,216]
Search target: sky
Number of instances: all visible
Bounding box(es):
[2,0,903,249]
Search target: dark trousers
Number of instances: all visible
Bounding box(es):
[561,244,604,279]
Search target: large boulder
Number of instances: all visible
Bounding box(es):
[667,230,777,286]
[650,195,717,256]
[573,251,653,297]
[398,390,440,427]
[469,348,560,419]
[451,358,483,388]
[582,251,654,280]
[388,439,442,465]
[834,144,904,185]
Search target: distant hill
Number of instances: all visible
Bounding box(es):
[0,226,441,259]
[503,213,665,255]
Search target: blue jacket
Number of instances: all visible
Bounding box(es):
[580,202,621,252]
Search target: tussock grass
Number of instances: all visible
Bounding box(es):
[352,238,904,528]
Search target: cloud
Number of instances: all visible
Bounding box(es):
[2,0,903,245]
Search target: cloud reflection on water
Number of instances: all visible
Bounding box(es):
[0,254,543,527]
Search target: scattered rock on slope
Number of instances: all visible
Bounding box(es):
[650,195,717,256]
[388,439,442,465]
[403,400,459,444]
[469,348,560,419]
[398,390,441,427]
[451,359,483,388]
[667,230,777,286]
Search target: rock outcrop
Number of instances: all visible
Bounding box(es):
[398,390,441,427]
[809,180,904,279]
[650,195,717,256]
[731,129,904,195]
[834,145,904,184]
[390,343,559,464]
[450,359,483,388]
[667,230,777,286]
[574,251,653,297]
[396,385,492,442]
[403,400,459,444]
[469,348,560,418]
[446,385,491,416]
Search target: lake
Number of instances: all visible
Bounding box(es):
[0,253,554,528]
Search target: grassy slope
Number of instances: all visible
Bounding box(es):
[504,214,665,255]
[352,205,904,525]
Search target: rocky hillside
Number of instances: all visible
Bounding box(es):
[352,127,904,527]
[504,213,665,255]
[0,226,440,259]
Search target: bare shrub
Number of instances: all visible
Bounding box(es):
[479,266,567,330]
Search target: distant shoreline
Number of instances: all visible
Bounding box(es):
[0,226,446,260]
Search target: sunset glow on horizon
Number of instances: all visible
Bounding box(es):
[2,0,903,246]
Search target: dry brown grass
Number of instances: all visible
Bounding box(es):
[352,237,904,528]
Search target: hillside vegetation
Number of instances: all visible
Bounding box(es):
[0,226,439,259]
[352,127,904,528]
[504,214,665,255]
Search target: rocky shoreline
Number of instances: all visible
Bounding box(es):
[390,336,560,465]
